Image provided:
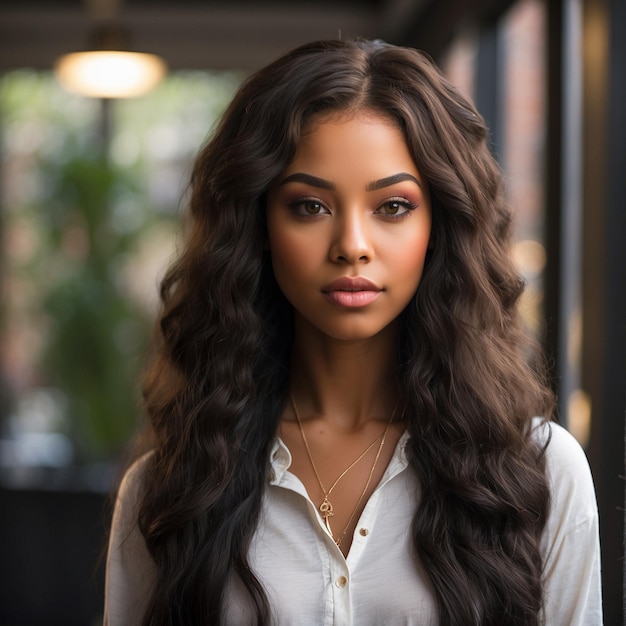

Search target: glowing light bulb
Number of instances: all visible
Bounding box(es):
[55,50,167,98]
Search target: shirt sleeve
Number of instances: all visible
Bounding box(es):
[536,421,603,626]
[104,453,156,626]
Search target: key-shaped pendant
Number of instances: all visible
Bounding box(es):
[319,496,334,535]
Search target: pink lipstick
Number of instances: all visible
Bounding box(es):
[322,277,382,308]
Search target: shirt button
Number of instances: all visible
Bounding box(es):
[335,576,348,588]
[359,528,369,536]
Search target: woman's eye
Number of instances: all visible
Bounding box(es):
[289,199,328,216]
[376,199,417,217]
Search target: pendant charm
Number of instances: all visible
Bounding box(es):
[319,496,334,535]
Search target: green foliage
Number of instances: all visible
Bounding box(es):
[38,154,150,461]
[1,69,242,464]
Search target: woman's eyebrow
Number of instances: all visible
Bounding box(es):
[277,171,422,191]
[278,173,335,190]
[366,173,422,191]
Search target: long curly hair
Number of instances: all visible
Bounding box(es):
[136,39,554,625]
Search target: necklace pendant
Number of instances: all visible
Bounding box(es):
[319,496,334,518]
[319,496,335,535]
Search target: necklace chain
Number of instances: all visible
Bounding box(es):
[290,394,396,548]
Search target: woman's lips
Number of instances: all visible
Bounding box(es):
[322,277,382,307]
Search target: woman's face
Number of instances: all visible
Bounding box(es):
[266,110,432,342]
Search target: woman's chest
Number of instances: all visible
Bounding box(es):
[224,468,438,625]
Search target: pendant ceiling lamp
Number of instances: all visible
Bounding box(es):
[54,0,167,98]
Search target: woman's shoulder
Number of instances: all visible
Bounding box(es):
[113,451,154,521]
[531,417,585,459]
[531,418,598,526]
[105,451,156,626]
[530,418,591,474]
[530,423,602,624]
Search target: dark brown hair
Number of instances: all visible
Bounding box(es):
[137,39,553,625]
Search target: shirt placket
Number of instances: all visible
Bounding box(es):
[269,433,410,626]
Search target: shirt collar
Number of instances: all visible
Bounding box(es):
[268,437,292,485]
[268,430,410,486]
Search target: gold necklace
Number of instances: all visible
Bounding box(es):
[290,394,396,548]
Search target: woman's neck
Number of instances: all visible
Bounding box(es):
[288,317,400,431]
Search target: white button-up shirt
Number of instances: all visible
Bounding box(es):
[105,421,602,625]
[234,432,437,625]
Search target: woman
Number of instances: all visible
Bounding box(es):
[104,39,602,625]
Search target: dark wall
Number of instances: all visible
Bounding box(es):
[0,488,107,626]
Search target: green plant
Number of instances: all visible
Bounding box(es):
[38,153,150,461]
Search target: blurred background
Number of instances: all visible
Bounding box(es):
[0,0,623,624]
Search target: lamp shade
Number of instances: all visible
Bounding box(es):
[55,50,167,98]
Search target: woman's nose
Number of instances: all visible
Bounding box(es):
[328,210,373,264]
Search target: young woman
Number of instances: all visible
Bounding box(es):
[104,39,602,625]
